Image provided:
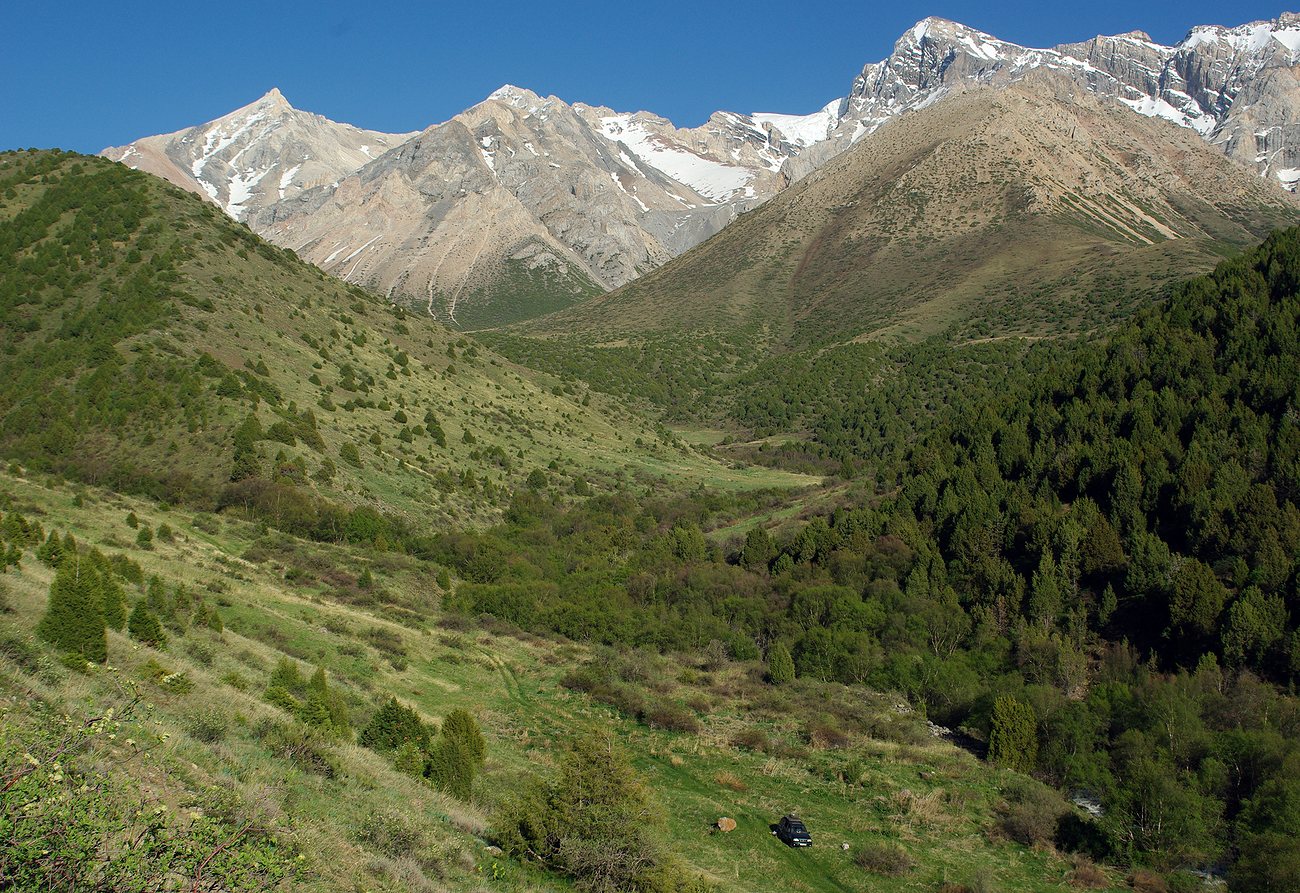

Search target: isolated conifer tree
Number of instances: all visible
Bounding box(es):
[205,604,224,633]
[145,576,169,614]
[741,526,776,572]
[99,573,128,631]
[359,696,431,752]
[295,696,333,729]
[440,708,486,769]
[309,666,328,693]
[988,695,1038,771]
[269,657,304,693]
[127,601,167,649]
[37,557,107,663]
[36,531,64,567]
[767,641,795,684]
[425,736,474,800]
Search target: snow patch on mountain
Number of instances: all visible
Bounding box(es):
[597,114,754,202]
[753,99,842,148]
[1121,95,1215,136]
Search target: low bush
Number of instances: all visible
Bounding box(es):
[997,777,1067,846]
[186,708,229,743]
[256,720,339,778]
[355,807,427,860]
[731,728,770,753]
[644,701,701,734]
[853,841,914,876]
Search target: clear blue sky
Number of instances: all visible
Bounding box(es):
[1,1,1288,153]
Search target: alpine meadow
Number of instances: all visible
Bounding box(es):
[7,8,1300,893]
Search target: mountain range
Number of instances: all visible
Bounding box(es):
[529,74,1295,350]
[103,12,1300,327]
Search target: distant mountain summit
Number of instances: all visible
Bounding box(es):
[780,13,1300,189]
[529,75,1296,347]
[103,13,1300,326]
[101,89,416,221]
[250,85,799,328]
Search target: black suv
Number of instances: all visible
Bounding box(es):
[775,815,812,847]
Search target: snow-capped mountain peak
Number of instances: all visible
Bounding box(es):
[765,11,1300,191]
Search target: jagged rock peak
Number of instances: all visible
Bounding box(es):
[256,87,292,110]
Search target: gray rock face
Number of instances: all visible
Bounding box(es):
[102,89,416,220]
[251,86,795,324]
[789,14,1300,191]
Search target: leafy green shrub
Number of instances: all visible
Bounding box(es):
[495,734,702,892]
[355,807,426,859]
[0,628,59,681]
[191,513,220,534]
[0,711,297,891]
[393,741,425,777]
[221,670,251,691]
[158,670,194,694]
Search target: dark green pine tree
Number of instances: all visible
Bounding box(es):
[767,641,795,684]
[99,573,128,631]
[359,697,431,752]
[127,601,167,649]
[440,708,486,769]
[988,695,1038,771]
[36,531,65,567]
[740,526,776,572]
[37,557,107,663]
[424,736,474,800]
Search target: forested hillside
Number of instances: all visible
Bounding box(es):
[0,150,810,534]
[5,147,1300,892]
[439,231,1300,888]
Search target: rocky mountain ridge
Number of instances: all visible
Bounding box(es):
[789,13,1300,190]
[526,74,1296,347]
[101,89,416,221]
[102,12,1300,326]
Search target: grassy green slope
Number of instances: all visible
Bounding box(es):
[0,150,815,532]
[0,470,1120,892]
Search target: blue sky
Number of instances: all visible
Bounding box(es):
[1,1,1288,153]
